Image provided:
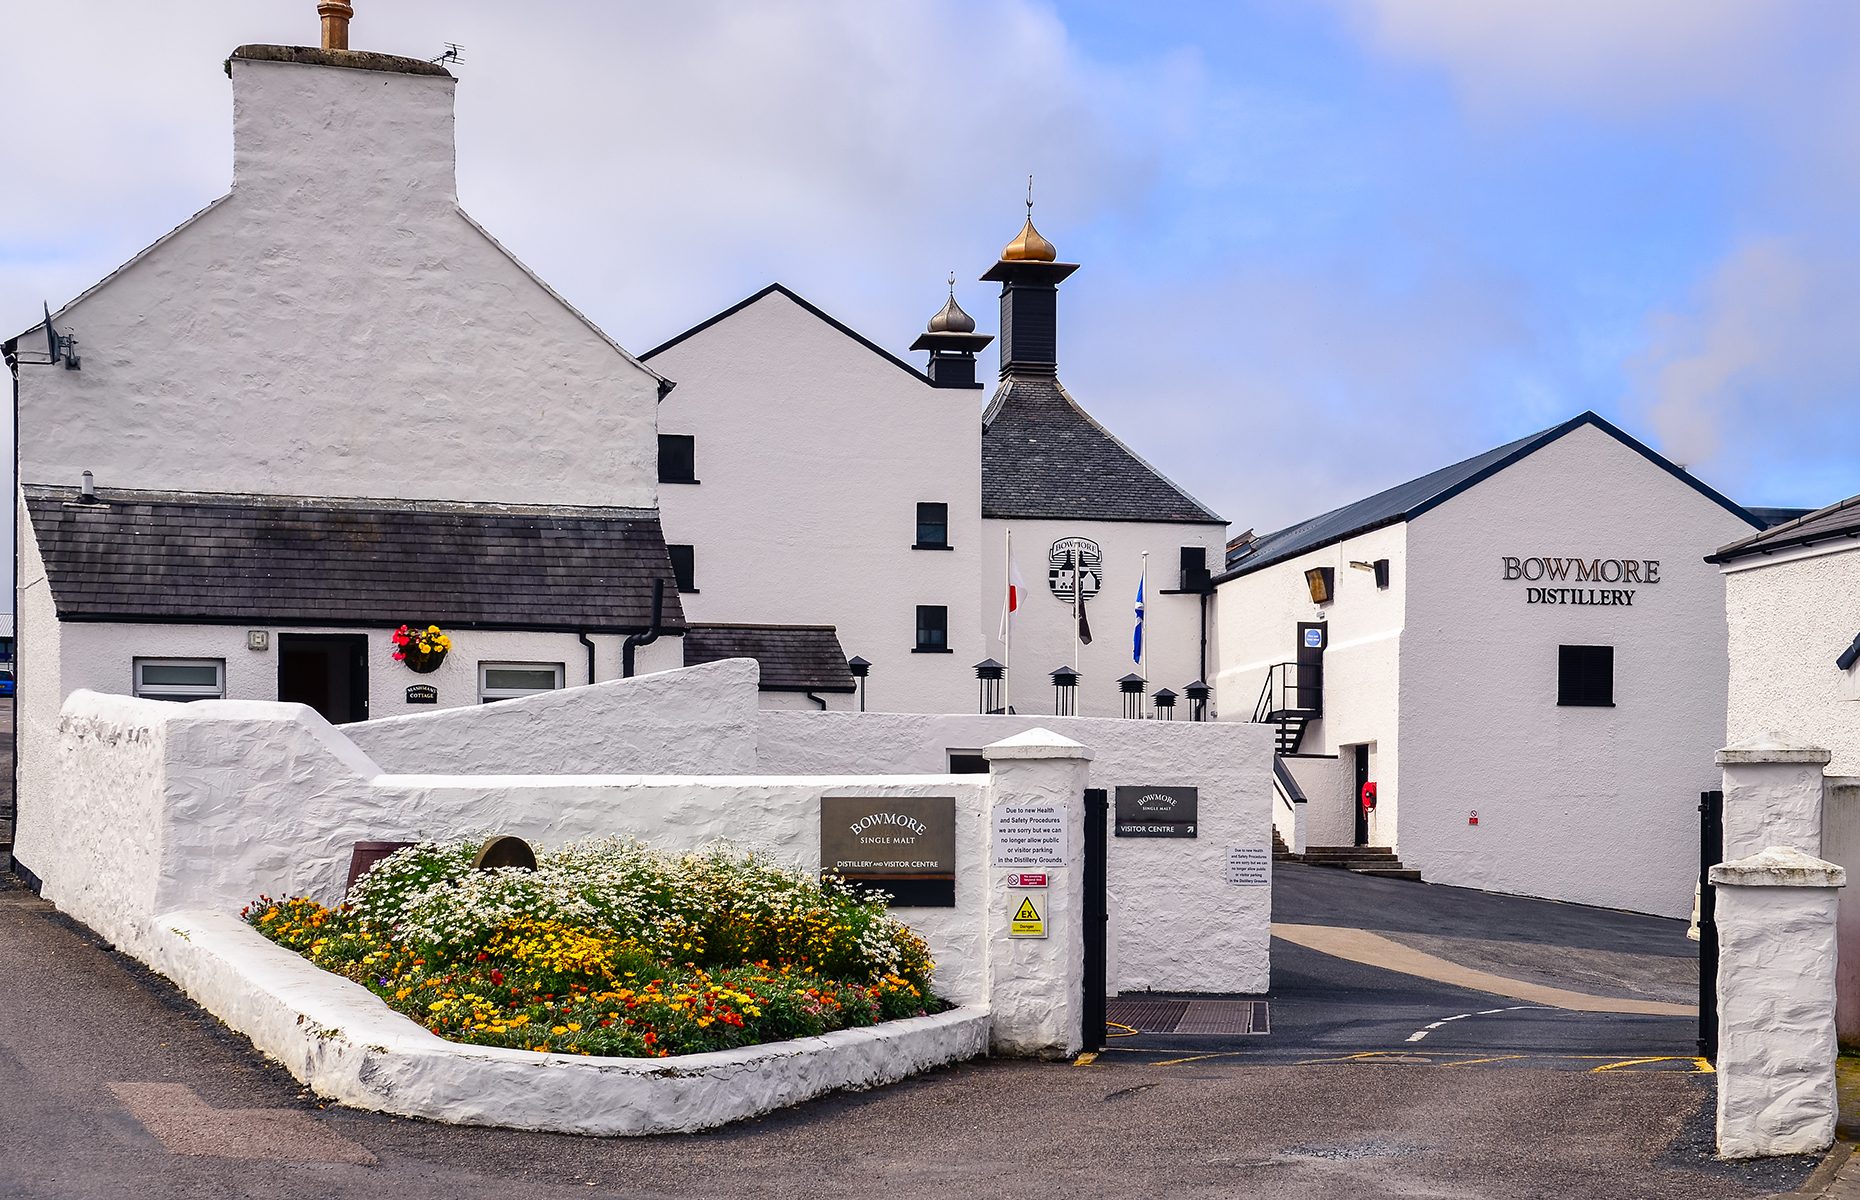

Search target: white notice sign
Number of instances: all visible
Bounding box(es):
[992,805,1070,868]
[1225,846,1271,886]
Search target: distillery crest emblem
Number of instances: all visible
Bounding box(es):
[1048,537,1103,604]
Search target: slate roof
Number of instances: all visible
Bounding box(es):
[24,486,687,633]
[1745,506,1819,530]
[1706,493,1860,564]
[1218,411,1764,580]
[682,624,855,692]
[981,377,1224,524]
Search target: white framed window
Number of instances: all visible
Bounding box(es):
[134,658,226,702]
[479,661,565,703]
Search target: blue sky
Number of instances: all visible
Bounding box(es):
[6,0,1858,534]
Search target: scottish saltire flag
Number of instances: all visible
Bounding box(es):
[1132,570,1145,663]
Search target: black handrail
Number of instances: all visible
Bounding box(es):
[1253,661,1322,722]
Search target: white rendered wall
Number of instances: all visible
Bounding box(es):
[650,291,982,715]
[1214,522,1407,845]
[1400,423,1757,916]
[13,492,65,884]
[16,55,660,508]
[984,518,1225,721]
[1722,543,1860,776]
[755,710,1274,995]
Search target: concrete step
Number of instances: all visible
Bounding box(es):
[1270,829,1302,863]
[1352,868,1423,882]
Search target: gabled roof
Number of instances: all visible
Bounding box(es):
[640,283,933,386]
[981,377,1224,525]
[682,624,855,692]
[1217,411,1763,581]
[1706,493,1860,565]
[25,486,686,633]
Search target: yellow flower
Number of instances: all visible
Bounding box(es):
[552,1025,568,1035]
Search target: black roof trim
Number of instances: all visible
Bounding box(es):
[1215,411,1764,583]
[1706,492,1860,564]
[641,283,934,386]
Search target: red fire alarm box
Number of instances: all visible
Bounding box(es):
[1361,782,1377,812]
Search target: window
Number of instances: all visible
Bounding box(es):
[947,750,990,774]
[479,661,565,703]
[914,605,950,653]
[134,658,225,702]
[658,434,697,484]
[914,503,950,550]
[1179,546,1210,592]
[1558,645,1614,707]
[668,544,697,593]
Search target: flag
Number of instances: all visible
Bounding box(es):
[1133,570,1145,664]
[1074,555,1094,645]
[999,548,1027,641]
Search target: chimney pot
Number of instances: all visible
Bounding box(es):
[318,0,353,50]
[80,470,95,501]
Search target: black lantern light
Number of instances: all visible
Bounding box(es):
[1151,687,1177,720]
[1050,665,1080,716]
[974,658,1006,714]
[1184,679,1211,722]
[847,655,871,712]
[1118,672,1148,720]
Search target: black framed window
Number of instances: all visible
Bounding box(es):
[1558,644,1614,707]
[667,544,697,593]
[1179,546,1210,592]
[914,605,950,652]
[914,502,950,550]
[658,434,697,484]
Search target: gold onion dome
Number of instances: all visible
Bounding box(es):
[1001,216,1057,262]
[928,292,977,334]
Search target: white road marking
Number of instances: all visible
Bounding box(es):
[1403,1006,1555,1045]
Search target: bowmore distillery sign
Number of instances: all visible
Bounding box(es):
[1502,556,1660,606]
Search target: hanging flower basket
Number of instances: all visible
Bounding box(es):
[392,624,452,674]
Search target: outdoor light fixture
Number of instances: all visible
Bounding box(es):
[847,655,871,711]
[1184,680,1210,722]
[1050,664,1080,716]
[1305,567,1335,604]
[1151,688,1177,720]
[974,658,1005,715]
[1118,673,1147,720]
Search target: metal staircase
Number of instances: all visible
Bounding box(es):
[1253,661,1320,754]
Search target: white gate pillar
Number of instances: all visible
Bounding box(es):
[1711,846,1845,1160]
[1718,734,1834,859]
[982,727,1093,1058]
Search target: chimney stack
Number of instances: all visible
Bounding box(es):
[319,0,353,50]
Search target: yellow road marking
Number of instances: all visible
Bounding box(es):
[1439,1056,1530,1068]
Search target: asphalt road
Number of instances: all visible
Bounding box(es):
[1,862,1821,1200]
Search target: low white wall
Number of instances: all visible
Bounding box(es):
[755,710,1273,995]
[1280,754,1350,847]
[146,910,987,1136]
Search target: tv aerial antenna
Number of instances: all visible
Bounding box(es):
[27,302,80,370]
[430,43,464,67]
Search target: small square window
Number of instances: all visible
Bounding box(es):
[658,434,697,484]
[915,503,950,550]
[1558,645,1614,707]
[915,605,949,653]
[134,658,225,702]
[480,661,565,703]
[667,544,697,593]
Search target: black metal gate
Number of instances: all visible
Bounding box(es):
[1082,788,1109,1053]
[1699,789,1723,1063]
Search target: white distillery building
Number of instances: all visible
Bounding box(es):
[1710,495,1860,774]
[645,216,1228,720]
[6,31,690,886]
[1212,412,1765,917]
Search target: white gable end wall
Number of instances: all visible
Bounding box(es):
[17,55,660,508]
[1400,423,1754,916]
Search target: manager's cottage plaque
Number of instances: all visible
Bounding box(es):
[1115,786,1198,838]
[820,796,956,908]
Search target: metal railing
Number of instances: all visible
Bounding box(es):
[1253,661,1322,722]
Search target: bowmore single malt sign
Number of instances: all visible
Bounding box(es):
[820,796,956,908]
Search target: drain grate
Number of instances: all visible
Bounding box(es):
[1105,999,1269,1034]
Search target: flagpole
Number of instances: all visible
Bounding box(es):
[1139,550,1149,687]
[1003,527,1013,715]
[1072,552,1081,674]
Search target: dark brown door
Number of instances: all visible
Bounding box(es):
[278,634,370,724]
[1354,744,1370,846]
[1295,622,1326,713]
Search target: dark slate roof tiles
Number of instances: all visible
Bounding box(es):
[682,624,855,692]
[1707,493,1860,564]
[25,487,686,632]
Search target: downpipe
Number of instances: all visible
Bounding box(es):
[621,579,665,678]
[577,631,596,685]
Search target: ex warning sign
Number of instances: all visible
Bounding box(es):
[1008,889,1047,939]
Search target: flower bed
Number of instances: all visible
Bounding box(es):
[244,839,941,1058]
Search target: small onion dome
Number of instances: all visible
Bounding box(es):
[1001,216,1057,262]
[928,292,976,334]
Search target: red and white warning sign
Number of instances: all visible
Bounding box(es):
[1007,873,1048,888]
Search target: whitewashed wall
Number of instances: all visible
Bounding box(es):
[1214,521,1407,846]
[14,494,66,886]
[755,710,1274,994]
[1722,543,1860,776]
[16,55,661,508]
[1401,423,1757,916]
[984,517,1225,721]
[649,290,983,715]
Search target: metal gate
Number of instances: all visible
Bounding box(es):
[1699,789,1723,1063]
[1082,788,1108,1053]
